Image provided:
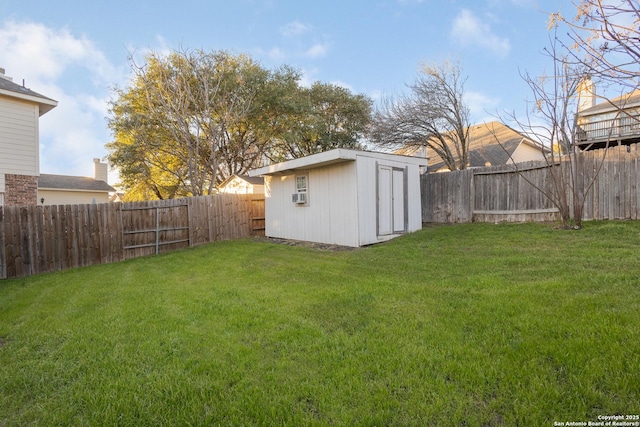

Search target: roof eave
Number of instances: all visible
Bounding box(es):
[519,138,550,152]
[250,149,359,176]
[249,148,427,177]
[0,88,58,116]
[38,187,114,193]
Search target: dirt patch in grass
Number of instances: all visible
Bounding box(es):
[254,236,357,252]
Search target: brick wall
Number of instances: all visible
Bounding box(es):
[4,174,38,206]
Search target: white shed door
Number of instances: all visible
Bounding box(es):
[377,165,407,236]
[392,168,406,233]
[378,166,393,236]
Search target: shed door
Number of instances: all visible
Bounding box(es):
[377,165,407,236]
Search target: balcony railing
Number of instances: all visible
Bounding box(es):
[577,111,640,144]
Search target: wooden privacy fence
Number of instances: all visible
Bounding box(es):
[0,194,264,279]
[422,144,640,223]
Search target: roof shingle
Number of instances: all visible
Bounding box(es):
[0,74,57,115]
[38,174,115,192]
[411,121,542,172]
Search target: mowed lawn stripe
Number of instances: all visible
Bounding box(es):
[0,221,638,425]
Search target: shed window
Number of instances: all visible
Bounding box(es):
[296,175,308,193]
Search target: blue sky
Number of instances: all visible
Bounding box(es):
[0,0,577,181]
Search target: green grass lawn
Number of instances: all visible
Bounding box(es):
[1,221,639,426]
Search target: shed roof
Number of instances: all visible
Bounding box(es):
[38,174,115,192]
[0,75,58,116]
[250,148,427,176]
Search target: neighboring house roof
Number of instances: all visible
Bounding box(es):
[218,174,264,189]
[0,72,58,116]
[110,192,125,202]
[404,121,546,172]
[38,174,115,192]
[579,89,640,117]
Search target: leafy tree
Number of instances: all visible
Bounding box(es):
[108,50,259,198]
[108,50,289,198]
[268,82,372,161]
[107,49,371,200]
[369,60,471,171]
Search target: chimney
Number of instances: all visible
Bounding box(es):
[0,67,13,81]
[94,158,109,183]
[577,76,596,112]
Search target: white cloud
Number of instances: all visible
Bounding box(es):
[298,67,320,88]
[330,80,354,91]
[126,35,174,68]
[305,43,330,58]
[465,90,501,123]
[487,0,529,6]
[267,47,286,60]
[280,21,311,37]
[368,89,384,102]
[0,20,119,86]
[451,9,511,58]
[0,20,123,179]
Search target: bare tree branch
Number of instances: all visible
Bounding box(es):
[369,59,471,171]
[497,33,622,229]
[548,0,640,89]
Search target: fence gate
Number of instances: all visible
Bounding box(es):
[250,197,265,236]
[121,202,190,258]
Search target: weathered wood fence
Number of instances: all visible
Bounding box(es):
[422,144,640,223]
[0,194,265,279]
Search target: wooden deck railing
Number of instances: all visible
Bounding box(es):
[576,111,640,145]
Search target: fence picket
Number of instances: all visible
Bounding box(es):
[422,146,640,224]
[0,207,5,279]
[1,194,263,279]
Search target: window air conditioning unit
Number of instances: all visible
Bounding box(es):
[292,192,307,204]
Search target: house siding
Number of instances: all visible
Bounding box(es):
[218,176,264,194]
[510,143,547,164]
[0,95,39,176]
[37,189,111,206]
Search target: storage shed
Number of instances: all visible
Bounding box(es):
[249,149,427,247]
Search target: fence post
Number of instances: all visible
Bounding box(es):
[0,206,5,280]
[155,206,160,255]
[469,170,475,223]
